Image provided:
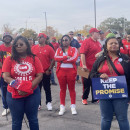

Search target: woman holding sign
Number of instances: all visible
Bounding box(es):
[90,37,130,130]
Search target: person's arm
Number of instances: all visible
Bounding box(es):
[45,59,55,75]
[63,48,78,63]
[54,48,68,62]
[80,53,89,71]
[0,62,2,68]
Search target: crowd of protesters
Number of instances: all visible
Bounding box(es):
[0,28,130,130]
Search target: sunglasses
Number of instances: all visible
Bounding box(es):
[62,39,69,42]
[38,36,45,39]
[69,34,74,35]
[15,43,24,47]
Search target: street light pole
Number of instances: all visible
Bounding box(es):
[94,0,96,28]
[43,12,47,34]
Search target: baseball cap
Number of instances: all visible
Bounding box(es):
[3,32,12,39]
[89,28,100,34]
[99,30,104,34]
[38,33,47,39]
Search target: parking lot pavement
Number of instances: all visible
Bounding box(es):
[0,74,130,130]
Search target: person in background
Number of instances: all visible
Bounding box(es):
[58,39,61,46]
[54,35,78,115]
[51,37,59,52]
[69,31,81,84]
[90,37,130,130]
[2,36,43,130]
[0,32,13,116]
[98,31,106,48]
[46,36,57,85]
[80,28,102,105]
[77,33,83,45]
[32,33,55,111]
[28,38,34,47]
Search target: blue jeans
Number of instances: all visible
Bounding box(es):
[99,98,129,130]
[6,87,41,130]
[0,77,8,109]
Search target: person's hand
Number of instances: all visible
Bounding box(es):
[45,70,50,75]
[82,65,89,72]
[100,73,109,80]
[17,90,27,96]
[128,101,130,104]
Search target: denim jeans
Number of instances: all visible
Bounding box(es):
[6,87,41,130]
[0,77,8,109]
[99,98,129,130]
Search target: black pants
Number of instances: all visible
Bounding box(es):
[39,73,52,105]
[82,77,96,102]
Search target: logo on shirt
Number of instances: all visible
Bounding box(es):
[14,61,33,76]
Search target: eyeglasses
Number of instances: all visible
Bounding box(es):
[69,34,74,35]
[15,43,24,47]
[38,36,44,39]
[62,39,69,42]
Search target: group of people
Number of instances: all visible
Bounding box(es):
[0,28,130,130]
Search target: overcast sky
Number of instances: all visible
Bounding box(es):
[0,0,130,34]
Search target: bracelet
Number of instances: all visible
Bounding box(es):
[9,80,15,86]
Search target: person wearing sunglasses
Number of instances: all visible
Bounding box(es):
[32,33,55,111]
[0,32,13,116]
[54,35,78,115]
[2,36,43,130]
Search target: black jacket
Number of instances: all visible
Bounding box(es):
[90,53,130,97]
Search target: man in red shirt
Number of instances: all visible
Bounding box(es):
[0,32,12,116]
[51,37,59,52]
[77,33,84,46]
[80,28,102,105]
[32,33,55,110]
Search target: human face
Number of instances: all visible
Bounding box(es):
[28,40,33,47]
[69,33,74,39]
[3,36,12,44]
[52,39,56,42]
[92,32,100,40]
[100,33,105,40]
[127,35,130,42]
[15,39,27,54]
[38,36,46,44]
[62,37,70,47]
[107,38,119,53]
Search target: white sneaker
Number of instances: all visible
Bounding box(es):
[2,109,10,116]
[38,105,41,111]
[70,104,77,115]
[59,105,65,116]
[46,102,52,111]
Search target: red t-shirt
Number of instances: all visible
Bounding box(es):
[2,56,43,96]
[99,57,124,77]
[51,42,59,51]
[32,44,55,72]
[80,37,102,70]
[0,44,12,76]
[78,40,84,46]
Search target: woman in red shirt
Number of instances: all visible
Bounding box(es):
[90,37,130,130]
[55,35,78,115]
[2,36,43,130]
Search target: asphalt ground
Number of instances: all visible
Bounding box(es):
[0,69,130,130]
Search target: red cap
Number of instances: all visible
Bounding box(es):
[38,33,47,39]
[89,28,100,34]
[52,37,56,40]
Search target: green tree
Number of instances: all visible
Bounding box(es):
[98,17,130,34]
[21,29,37,41]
